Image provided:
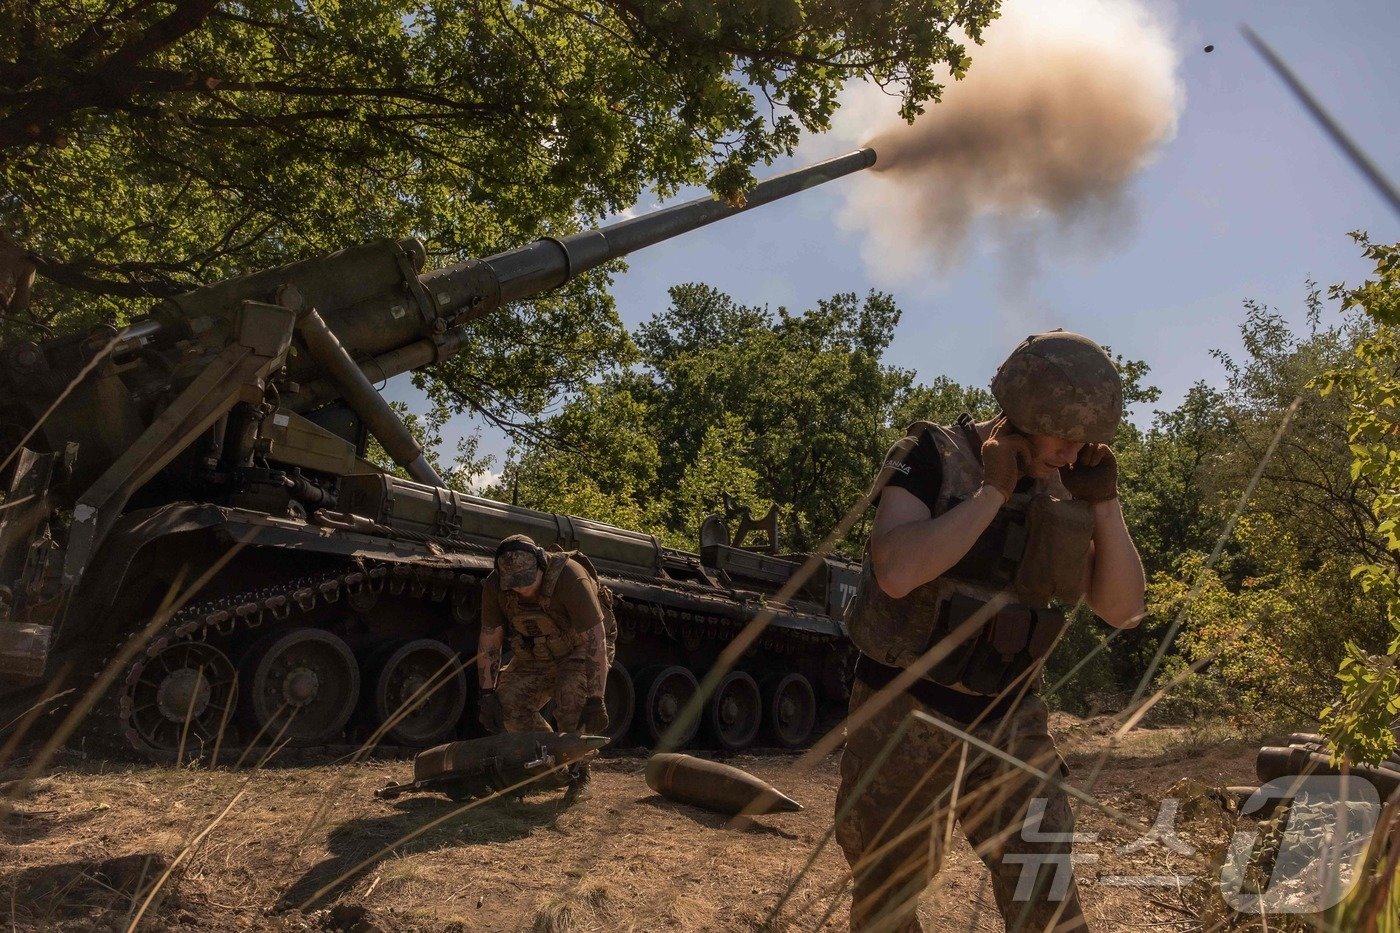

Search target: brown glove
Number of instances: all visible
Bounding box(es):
[580,696,609,734]
[1060,443,1118,502]
[478,690,505,733]
[980,417,1031,502]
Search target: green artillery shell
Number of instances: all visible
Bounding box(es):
[377,731,608,800]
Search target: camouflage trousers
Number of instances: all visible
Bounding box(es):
[835,678,1087,933]
[497,656,592,734]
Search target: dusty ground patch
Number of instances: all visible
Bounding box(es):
[0,721,1278,932]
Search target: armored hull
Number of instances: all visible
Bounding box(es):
[0,151,876,763]
[71,487,857,761]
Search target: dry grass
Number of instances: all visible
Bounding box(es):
[0,719,1269,932]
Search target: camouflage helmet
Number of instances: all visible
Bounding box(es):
[495,534,545,589]
[991,330,1122,443]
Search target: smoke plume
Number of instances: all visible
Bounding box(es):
[834,0,1183,283]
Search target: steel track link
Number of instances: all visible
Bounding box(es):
[95,561,466,763]
[87,557,843,764]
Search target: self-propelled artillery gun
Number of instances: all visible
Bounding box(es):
[0,150,875,761]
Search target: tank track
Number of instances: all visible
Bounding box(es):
[91,555,848,763]
[95,561,461,763]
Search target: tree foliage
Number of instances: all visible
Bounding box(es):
[1,0,1000,433]
[492,284,917,552]
[1150,517,1374,723]
[1313,236,1400,762]
[1130,243,1398,734]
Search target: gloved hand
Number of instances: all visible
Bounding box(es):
[580,696,609,734]
[1060,443,1118,502]
[980,417,1031,502]
[478,689,504,733]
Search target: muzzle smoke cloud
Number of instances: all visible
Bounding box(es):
[833,0,1183,282]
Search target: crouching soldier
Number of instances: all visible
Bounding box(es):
[476,534,615,799]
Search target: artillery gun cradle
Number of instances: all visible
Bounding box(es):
[0,151,876,761]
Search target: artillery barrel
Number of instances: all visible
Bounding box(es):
[288,148,876,411]
[462,147,877,306]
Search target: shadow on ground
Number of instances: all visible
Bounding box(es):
[636,794,801,839]
[2,852,177,928]
[1,806,86,844]
[278,793,570,910]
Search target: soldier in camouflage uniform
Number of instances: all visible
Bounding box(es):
[476,534,613,799]
[838,331,1147,931]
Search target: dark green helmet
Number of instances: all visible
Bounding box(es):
[991,330,1122,444]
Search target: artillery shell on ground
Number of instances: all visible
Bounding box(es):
[376,731,607,801]
[1256,745,1400,799]
[1287,736,1400,772]
[644,752,802,816]
[1225,784,1294,819]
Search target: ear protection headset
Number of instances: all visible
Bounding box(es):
[494,536,546,570]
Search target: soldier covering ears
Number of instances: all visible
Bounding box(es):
[837,330,1146,932]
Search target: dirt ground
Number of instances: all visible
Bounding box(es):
[0,717,1275,932]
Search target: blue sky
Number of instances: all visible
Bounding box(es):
[390,0,1398,479]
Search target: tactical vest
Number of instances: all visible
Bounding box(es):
[493,551,618,664]
[844,416,1095,696]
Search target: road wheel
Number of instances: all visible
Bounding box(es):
[126,641,237,757]
[706,670,761,752]
[242,628,359,747]
[602,659,634,744]
[764,672,817,748]
[370,638,466,747]
[635,664,699,749]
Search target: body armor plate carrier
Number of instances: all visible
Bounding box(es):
[494,551,618,664]
[844,416,1094,697]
